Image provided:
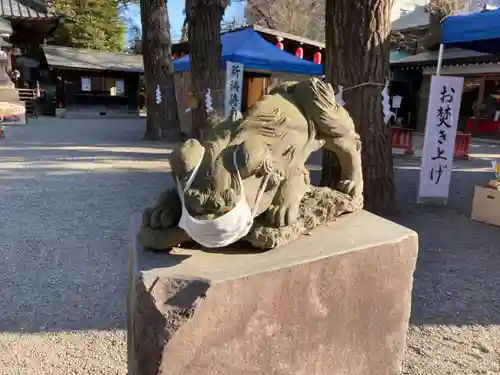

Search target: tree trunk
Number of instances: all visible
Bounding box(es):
[323,0,396,216]
[185,0,228,140]
[140,0,181,141]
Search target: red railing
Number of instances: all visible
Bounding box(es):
[418,131,472,159]
[392,127,414,155]
[454,132,472,159]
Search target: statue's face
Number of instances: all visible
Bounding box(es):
[180,142,271,220]
[183,148,242,219]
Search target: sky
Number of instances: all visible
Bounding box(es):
[124,1,245,43]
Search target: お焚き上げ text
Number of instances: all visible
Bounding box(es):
[429,85,456,185]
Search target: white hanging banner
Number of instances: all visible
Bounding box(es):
[224,61,244,118]
[381,82,395,124]
[205,88,214,114]
[81,77,91,91]
[155,85,162,104]
[418,75,464,202]
[335,85,345,106]
[392,95,403,109]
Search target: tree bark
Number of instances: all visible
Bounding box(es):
[140,0,181,141]
[323,0,396,216]
[185,0,228,140]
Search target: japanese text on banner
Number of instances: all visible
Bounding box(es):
[418,75,464,201]
[224,61,244,118]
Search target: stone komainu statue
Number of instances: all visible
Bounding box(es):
[140,77,363,250]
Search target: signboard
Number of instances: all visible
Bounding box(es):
[116,79,125,95]
[418,75,464,202]
[392,95,403,109]
[0,101,26,125]
[224,61,244,118]
[81,77,91,92]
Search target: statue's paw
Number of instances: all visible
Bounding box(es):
[337,180,356,195]
[142,206,177,229]
[337,180,363,200]
[265,202,300,228]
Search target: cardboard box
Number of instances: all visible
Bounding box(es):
[471,185,500,227]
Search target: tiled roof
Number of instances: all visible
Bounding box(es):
[0,0,60,20]
[391,48,493,65]
[253,25,325,48]
[391,5,429,31]
[0,16,12,34]
[391,1,500,31]
[42,45,144,72]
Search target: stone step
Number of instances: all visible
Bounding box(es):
[64,110,139,119]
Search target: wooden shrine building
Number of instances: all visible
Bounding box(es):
[391,48,500,136]
[0,1,143,114]
[3,0,61,44]
[172,25,325,65]
[40,45,143,112]
[0,0,61,84]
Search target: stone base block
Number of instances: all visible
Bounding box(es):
[128,210,418,375]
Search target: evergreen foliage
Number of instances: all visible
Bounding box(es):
[48,0,127,51]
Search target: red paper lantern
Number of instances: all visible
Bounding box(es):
[313,51,322,64]
[295,46,304,59]
[276,41,284,50]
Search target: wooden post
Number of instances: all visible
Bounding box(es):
[474,76,486,131]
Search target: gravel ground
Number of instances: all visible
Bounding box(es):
[393,155,500,375]
[0,118,499,374]
[0,118,172,375]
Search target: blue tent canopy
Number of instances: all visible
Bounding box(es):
[173,28,323,76]
[441,8,500,54]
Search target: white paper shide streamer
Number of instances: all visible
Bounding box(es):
[205,88,214,114]
[155,85,162,104]
[335,85,345,106]
[334,83,396,123]
[381,82,395,124]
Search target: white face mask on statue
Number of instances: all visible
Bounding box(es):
[175,146,270,248]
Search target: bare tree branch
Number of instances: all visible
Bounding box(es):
[421,0,488,50]
[425,0,488,16]
[245,0,325,41]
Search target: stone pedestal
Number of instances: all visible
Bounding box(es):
[128,211,418,375]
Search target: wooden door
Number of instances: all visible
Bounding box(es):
[242,76,267,112]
